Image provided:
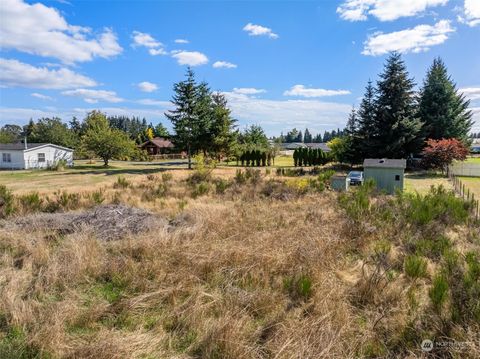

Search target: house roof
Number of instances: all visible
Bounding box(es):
[0,142,47,150]
[141,137,174,148]
[363,158,406,169]
[0,142,73,152]
[280,142,331,151]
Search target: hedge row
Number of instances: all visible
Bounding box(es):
[293,148,330,167]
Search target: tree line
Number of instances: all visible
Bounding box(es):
[274,127,344,143]
[0,115,171,149]
[335,53,472,164]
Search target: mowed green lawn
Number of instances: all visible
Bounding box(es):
[0,160,188,194]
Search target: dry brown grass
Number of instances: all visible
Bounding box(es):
[0,169,479,358]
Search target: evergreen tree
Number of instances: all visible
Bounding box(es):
[356,80,377,158]
[209,92,237,161]
[418,57,473,144]
[297,130,303,143]
[313,133,323,143]
[165,68,206,169]
[304,128,312,143]
[374,52,423,158]
[154,122,170,138]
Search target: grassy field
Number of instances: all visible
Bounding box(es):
[458,176,480,198]
[0,159,189,194]
[404,172,452,194]
[0,167,479,358]
[221,155,294,168]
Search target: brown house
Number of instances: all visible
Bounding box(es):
[140,137,175,155]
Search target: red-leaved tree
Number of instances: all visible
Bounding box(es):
[421,138,469,172]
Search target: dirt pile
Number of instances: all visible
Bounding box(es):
[3,205,168,240]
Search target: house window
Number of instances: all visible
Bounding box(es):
[38,153,45,163]
[395,175,400,181]
[2,153,11,163]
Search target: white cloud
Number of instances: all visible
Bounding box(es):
[61,89,123,103]
[337,0,448,22]
[171,51,208,66]
[212,61,237,69]
[232,88,266,95]
[149,48,168,56]
[0,0,122,64]
[458,0,480,26]
[284,85,351,97]
[137,81,158,93]
[174,39,189,44]
[131,30,167,55]
[243,23,278,39]
[131,31,162,48]
[31,93,54,101]
[222,91,351,134]
[460,87,480,102]
[470,107,480,132]
[362,20,454,56]
[137,99,172,107]
[0,58,97,89]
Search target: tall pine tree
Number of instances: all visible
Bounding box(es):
[374,52,423,158]
[356,80,377,158]
[165,68,204,169]
[418,57,473,144]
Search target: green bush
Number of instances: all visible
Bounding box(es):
[18,192,43,213]
[214,179,230,194]
[192,182,210,198]
[284,274,313,301]
[430,274,449,312]
[234,169,247,185]
[404,255,428,279]
[114,176,130,189]
[90,190,105,205]
[401,185,470,226]
[338,178,375,221]
[0,185,15,218]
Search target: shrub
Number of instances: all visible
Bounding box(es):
[49,159,68,171]
[114,176,130,189]
[284,274,313,301]
[401,185,470,226]
[339,178,375,221]
[0,185,15,218]
[161,172,173,182]
[245,168,262,185]
[90,189,105,205]
[234,169,247,185]
[18,192,43,212]
[430,274,449,312]
[415,235,452,259]
[192,182,210,198]
[214,178,230,194]
[404,255,428,279]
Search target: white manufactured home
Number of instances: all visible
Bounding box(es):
[0,143,74,170]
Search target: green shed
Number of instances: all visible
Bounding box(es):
[363,158,406,194]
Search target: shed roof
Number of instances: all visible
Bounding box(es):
[363,158,406,169]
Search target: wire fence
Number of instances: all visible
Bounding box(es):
[448,170,480,220]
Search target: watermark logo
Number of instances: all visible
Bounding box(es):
[421,338,473,352]
[421,339,434,352]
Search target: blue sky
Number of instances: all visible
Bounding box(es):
[0,0,479,136]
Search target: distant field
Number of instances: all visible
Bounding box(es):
[465,157,480,163]
[458,176,480,199]
[404,172,452,194]
[221,155,294,168]
[0,160,189,194]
